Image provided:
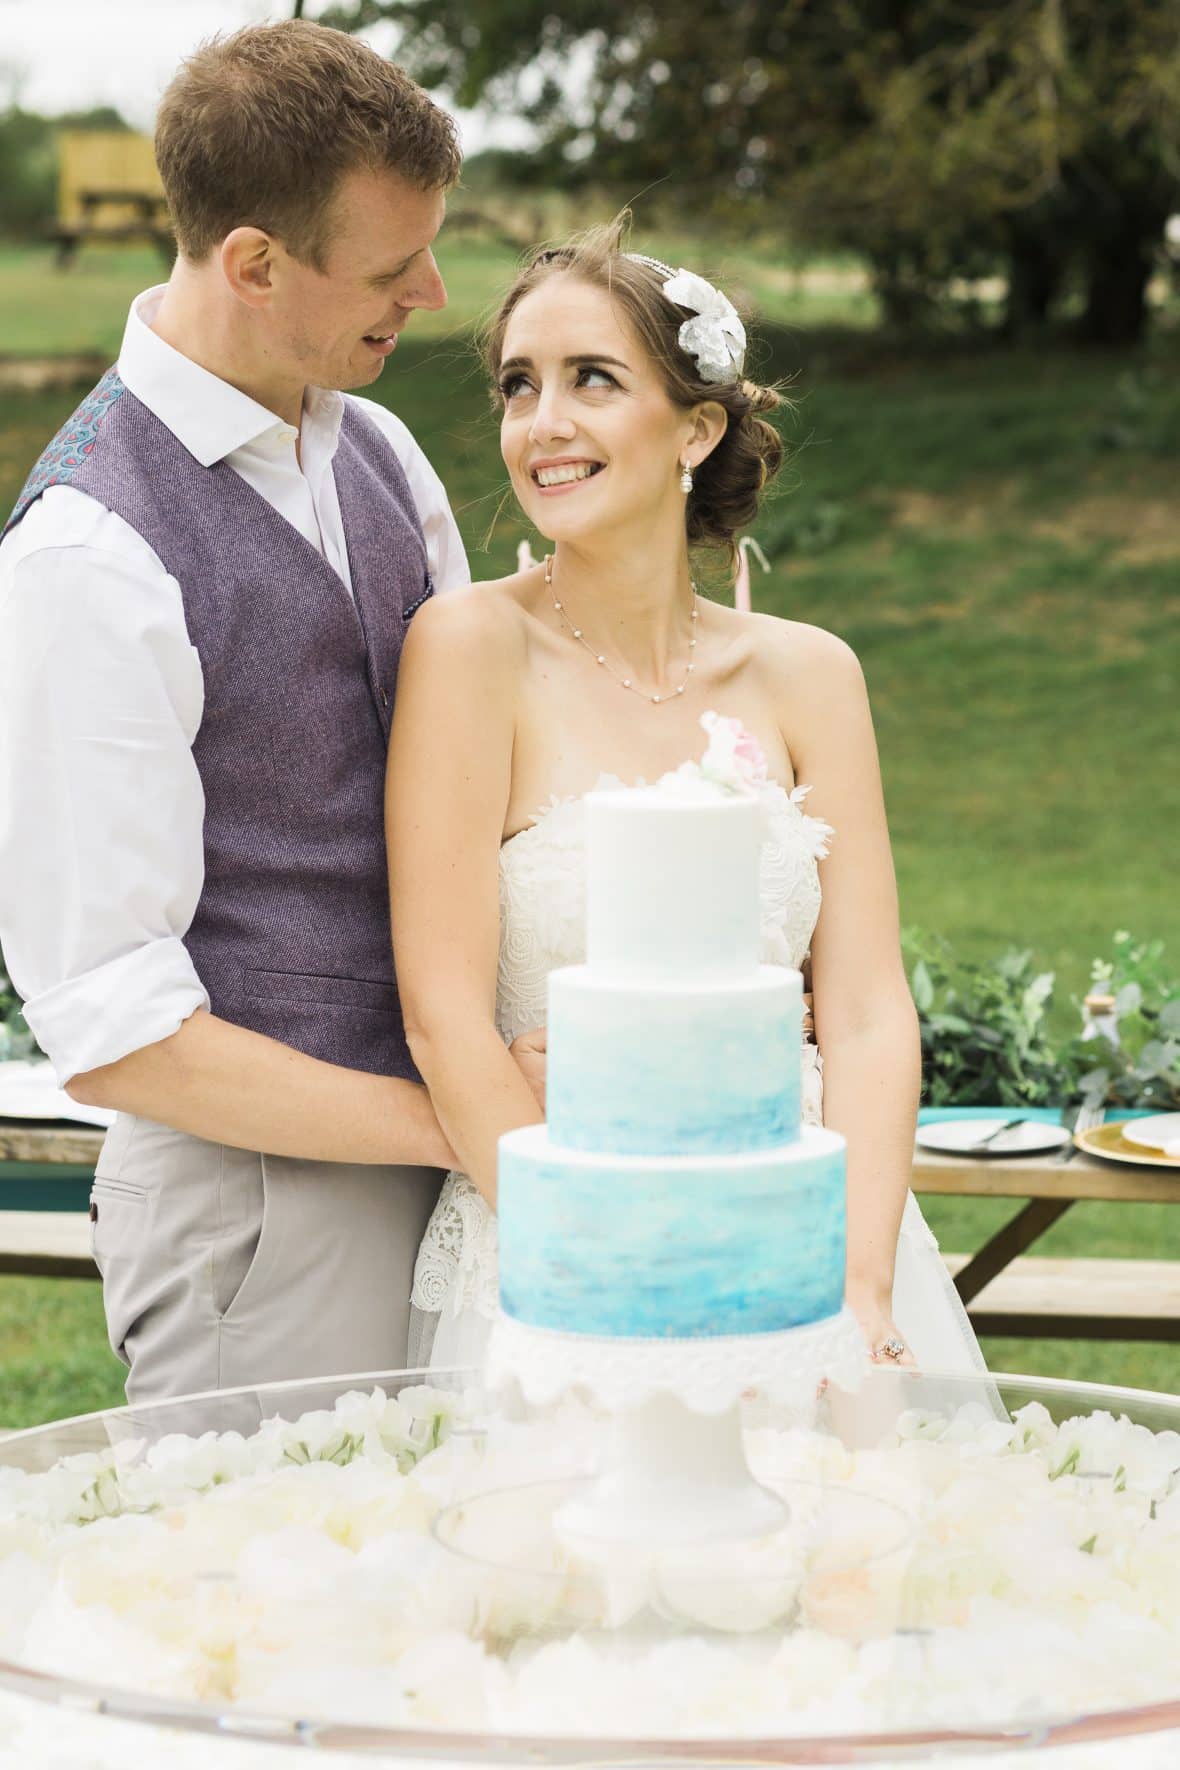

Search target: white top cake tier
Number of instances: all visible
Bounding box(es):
[586,780,765,982]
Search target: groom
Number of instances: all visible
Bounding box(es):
[0,21,539,1401]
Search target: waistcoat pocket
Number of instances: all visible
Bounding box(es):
[244,968,399,1014]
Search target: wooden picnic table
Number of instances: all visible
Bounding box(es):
[913,1143,1180,1342]
[0,1122,104,1168]
[2,1123,1179,1342]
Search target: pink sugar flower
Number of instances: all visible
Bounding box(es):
[699,711,769,792]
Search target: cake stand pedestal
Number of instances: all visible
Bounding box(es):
[554,1393,786,1545]
[486,1305,868,1546]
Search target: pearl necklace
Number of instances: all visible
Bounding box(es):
[543,554,699,705]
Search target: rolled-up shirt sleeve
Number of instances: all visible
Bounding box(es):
[0,535,209,1085]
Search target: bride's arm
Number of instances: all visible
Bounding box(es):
[772,621,921,1356]
[385,588,543,1207]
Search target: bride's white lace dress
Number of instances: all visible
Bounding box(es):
[407,776,989,1380]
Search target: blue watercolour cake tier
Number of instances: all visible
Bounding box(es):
[498,1131,846,1337]
[546,967,802,1156]
[497,740,849,1346]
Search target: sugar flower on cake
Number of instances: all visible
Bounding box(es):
[655,714,769,802]
[698,711,769,792]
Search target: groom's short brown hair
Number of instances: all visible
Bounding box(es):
[156,20,460,267]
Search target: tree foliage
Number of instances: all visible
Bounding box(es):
[322,0,1180,340]
[0,104,131,242]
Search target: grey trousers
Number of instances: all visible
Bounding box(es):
[90,1114,443,1405]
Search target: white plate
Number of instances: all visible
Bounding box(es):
[915,1117,1071,1158]
[1121,1112,1180,1155]
[0,1060,114,1128]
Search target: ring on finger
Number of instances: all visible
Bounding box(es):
[873,1335,907,1362]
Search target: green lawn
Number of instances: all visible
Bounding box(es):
[0,234,878,358]
[1,242,1177,1427]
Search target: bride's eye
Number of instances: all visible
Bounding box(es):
[499,372,532,400]
[577,366,617,390]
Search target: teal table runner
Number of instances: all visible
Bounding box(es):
[918,1106,1153,1125]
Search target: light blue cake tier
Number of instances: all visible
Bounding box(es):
[546,965,803,1155]
[498,1125,846,1339]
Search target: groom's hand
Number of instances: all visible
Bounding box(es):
[509,1026,547,1111]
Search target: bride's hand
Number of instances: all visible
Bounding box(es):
[846,1284,917,1368]
[509,1026,547,1112]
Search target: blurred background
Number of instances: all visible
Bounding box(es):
[0,0,1177,1416]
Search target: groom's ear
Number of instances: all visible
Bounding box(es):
[221,227,278,309]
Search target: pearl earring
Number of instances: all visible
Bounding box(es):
[679,460,693,494]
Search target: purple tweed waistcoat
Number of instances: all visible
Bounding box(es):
[6,370,433,1080]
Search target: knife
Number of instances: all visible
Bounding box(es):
[966,1117,1027,1152]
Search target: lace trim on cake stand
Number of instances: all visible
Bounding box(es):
[486,1306,868,1417]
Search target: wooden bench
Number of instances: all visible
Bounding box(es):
[0,1210,94,1279]
[943,1253,1180,1341]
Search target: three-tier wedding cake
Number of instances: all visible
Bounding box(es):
[496,724,849,1357]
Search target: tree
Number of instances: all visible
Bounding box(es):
[321,0,1180,342]
[0,103,131,243]
[0,107,57,240]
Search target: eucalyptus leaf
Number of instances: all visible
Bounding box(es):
[902,928,1179,1110]
[911,959,935,1013]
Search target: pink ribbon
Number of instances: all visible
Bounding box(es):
[734,536,770,612]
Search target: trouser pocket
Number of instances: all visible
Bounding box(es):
[89,1176,153,1366]
[214,1145,267,1321]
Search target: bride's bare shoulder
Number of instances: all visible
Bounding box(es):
[747,611,865,693]
[403,573,531,663]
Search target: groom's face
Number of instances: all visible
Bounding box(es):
[273,167,448,391]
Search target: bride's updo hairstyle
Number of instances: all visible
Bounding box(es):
[483,216,784,564]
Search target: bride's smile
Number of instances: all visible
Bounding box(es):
[528,456,607,493]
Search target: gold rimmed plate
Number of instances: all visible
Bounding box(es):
[1074,1122,1180,1168]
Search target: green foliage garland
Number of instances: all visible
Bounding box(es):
[905,929,1180,1110]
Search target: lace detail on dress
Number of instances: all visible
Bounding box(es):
[410,1172,500,1319]
[800,1043,824,1130]
[494,787,605,1047]
[410,773,832,1329]
[759,784,831,972]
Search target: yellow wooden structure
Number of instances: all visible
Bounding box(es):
[57,131,164,226]
[52,131,172,267]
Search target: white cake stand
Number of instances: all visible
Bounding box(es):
[486,1306,868,1544]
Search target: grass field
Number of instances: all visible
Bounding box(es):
[1,242,1177,1427]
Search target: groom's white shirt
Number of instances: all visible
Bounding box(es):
[0,286,468,1086]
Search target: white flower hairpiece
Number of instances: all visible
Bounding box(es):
[627,253,747,384]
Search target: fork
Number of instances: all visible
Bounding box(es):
[1059,1100,1104,1163]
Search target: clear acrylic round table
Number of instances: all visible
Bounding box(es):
[0,1365,1177,1770]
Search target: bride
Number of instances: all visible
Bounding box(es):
[386,219,986,1380]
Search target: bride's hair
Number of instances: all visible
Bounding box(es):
[482,214,785,566]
